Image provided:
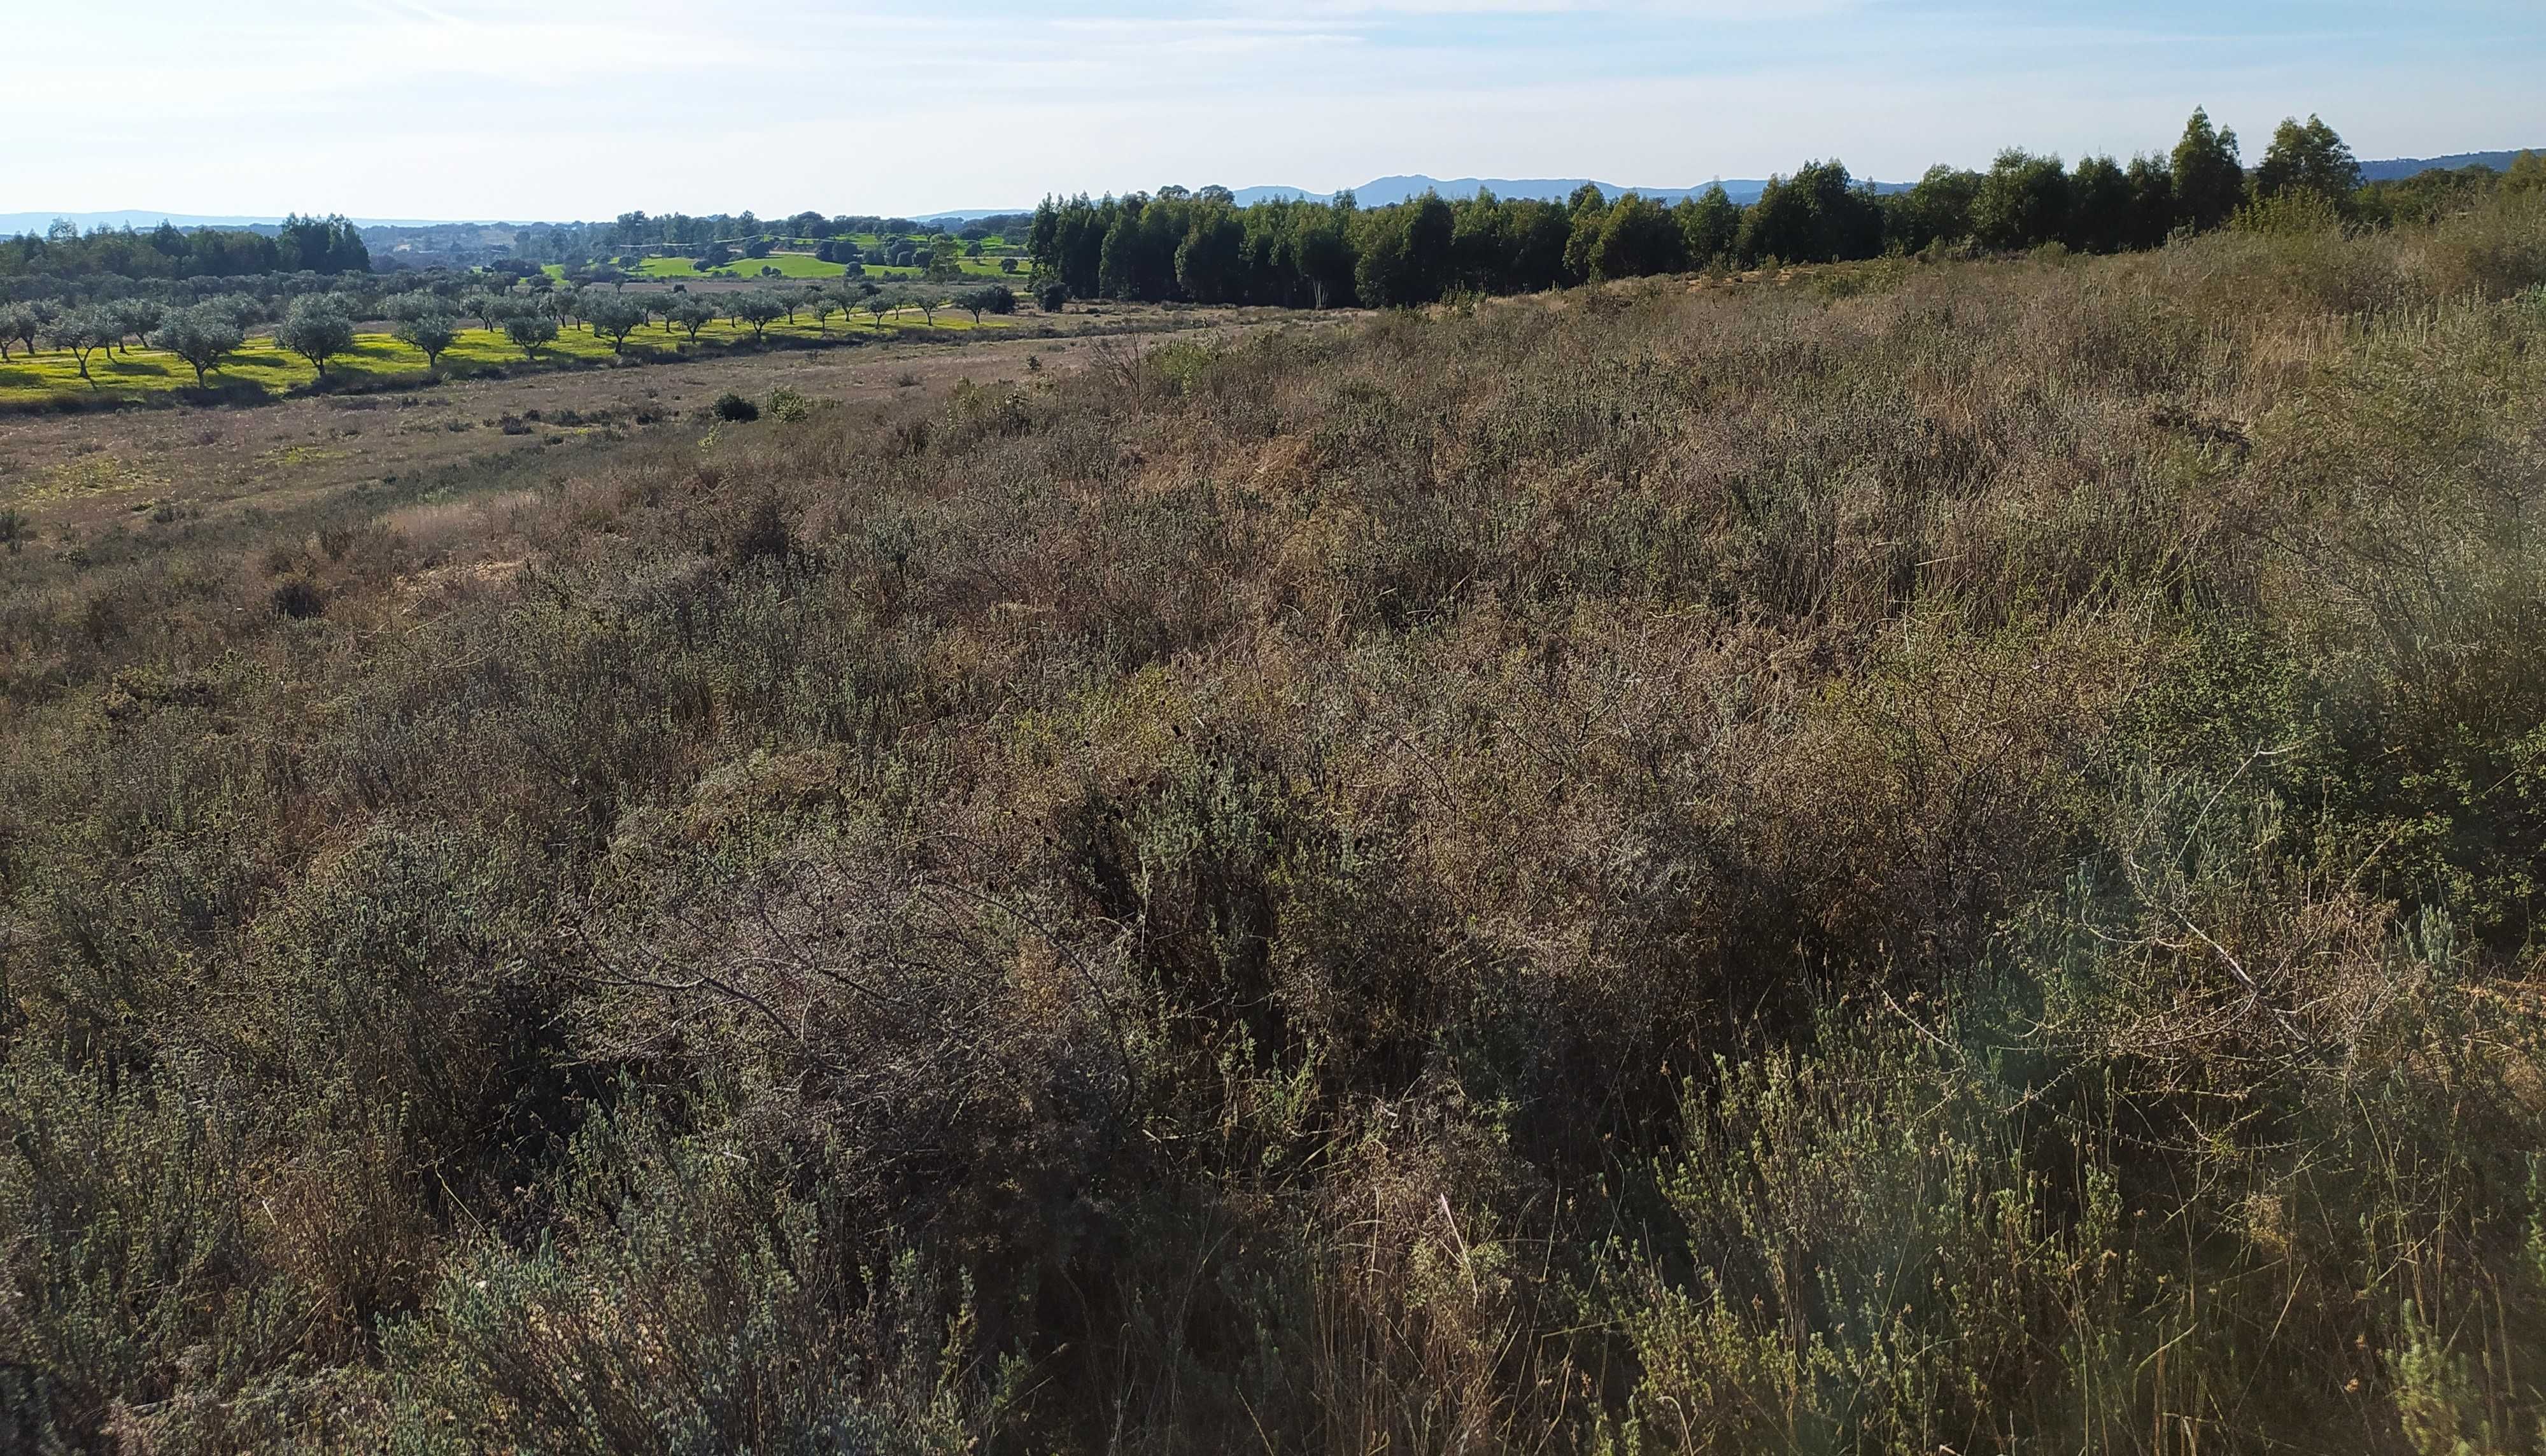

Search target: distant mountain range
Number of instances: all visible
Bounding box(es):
[8,148,2535,238]
[2354,150,2537,181]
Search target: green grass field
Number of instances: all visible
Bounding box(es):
[0,308,1015,406]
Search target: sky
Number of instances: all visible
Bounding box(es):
[10,0,2543,222]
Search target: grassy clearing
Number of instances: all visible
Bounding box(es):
[6,199,2545,1452]
[0,311,1017,406]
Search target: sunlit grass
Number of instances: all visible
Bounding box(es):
[0,309,1017,404]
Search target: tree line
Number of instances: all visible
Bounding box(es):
[3,273,1021,390]
[0,213,369,283]
[514,211,1036,265]
[1031,112,2545,307]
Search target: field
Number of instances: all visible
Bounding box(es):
[628,251,1024,282]
[0,307,1030,407]
[5,197,2546,1454]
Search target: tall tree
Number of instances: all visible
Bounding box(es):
[2254,115,2362,205]
[1589,194,1688,281]
[2066,155,2133,253]
[2172,107,2246,233]
[1972,150,2072,251]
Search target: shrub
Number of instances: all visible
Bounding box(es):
[712,391,761,422]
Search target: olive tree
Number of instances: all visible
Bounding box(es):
[667,297,716,344]
[733,290,787,344]
[149,304,248,386]
[952,283,1015,327]
[0,303,37,360]
[397,313,460,371]
[460,290,507,332]
[860,288,900,330]
[276,297,357,379]
[110,300,164,357]
[584,293,651,355]
[504,311,560,360]
[46,307,118,388]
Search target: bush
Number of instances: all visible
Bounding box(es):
[712,391,760,422]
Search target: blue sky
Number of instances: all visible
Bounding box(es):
[12,1,2542,220]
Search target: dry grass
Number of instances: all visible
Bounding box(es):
[2,202,2544,1454]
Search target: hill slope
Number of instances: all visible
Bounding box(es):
[4,192,2545,1452]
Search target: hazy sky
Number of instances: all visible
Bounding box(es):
[14,1,2542,221]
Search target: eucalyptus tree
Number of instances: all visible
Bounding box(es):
[2254,115,2361,206]
[2172,107,2245,232]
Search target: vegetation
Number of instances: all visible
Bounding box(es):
[3,178,2542,1452]
[1029,114,2543,308]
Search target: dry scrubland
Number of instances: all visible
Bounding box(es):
[4,201,2546,1453]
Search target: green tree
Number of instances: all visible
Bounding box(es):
[461,290,507,332]
[395,313,459,371]
[2172,106,2245,232]
[1588,193,1688,281]
[1972,150,2072,251]
[1676,185,1743,268]
[583,295,650,355]
[2253,114,2362,206]
[1739,160,1883,266]
[276,297,357,379]
[862,288,900,329]
[0,303,36,360]
[1888,166,1983,254]
[46,307,117,387]
[110,300,163,357]
[503,311,559,360]
[149,304,247,386]
[667,297,716,344]
[952,284,1015,327]
[2123,156,2177,250]
[733,291,787,343]
[2507,150,2546,197]
[2067,155,2133,253]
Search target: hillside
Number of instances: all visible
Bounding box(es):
[4,193,2545,1453]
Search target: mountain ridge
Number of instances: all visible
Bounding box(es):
[11,149,2535,237]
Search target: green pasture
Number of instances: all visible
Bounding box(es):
[0,307,1015,406]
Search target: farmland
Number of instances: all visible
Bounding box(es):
[0,306,1029,407]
